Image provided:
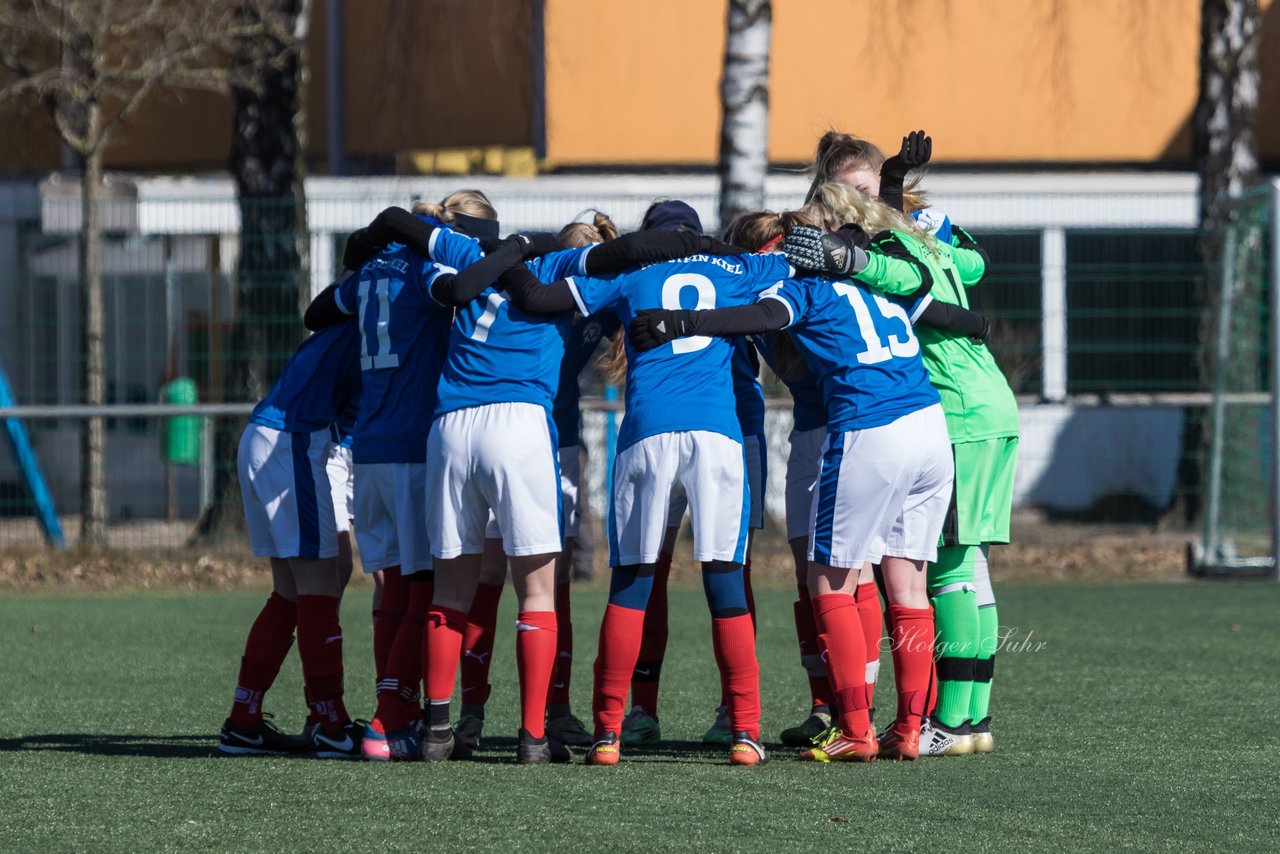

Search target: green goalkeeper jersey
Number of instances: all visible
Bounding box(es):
[864,228,1019,443]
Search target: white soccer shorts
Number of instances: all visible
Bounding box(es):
[427,402,563,559]
[785,426,826,542]
[808,404,954,569]
[325,443,354,534]
[559,444,583,540]
[667,431,765,532]
[238,424,337,560]
[353,462,433,574]
[609,430,748,566]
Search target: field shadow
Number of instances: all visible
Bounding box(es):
[0,732,219,759]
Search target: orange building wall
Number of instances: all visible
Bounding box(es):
[544,0,1280,166]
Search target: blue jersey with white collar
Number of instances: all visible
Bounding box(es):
[553,311,621,448]
[334,244,453,463]
[250,321,362,434]
[566,252,792,450]
[429,229,591,418]
[762,275,940,432]
[753,334,828,432]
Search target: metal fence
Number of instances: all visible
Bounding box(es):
[0,174,1275,571]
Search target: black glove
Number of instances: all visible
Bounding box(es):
[881,129,932,183]
[629,309,695,352]
[342,226,384,271]
[836,222,871,250]
[511,232,565,258]
[783,226,869,275]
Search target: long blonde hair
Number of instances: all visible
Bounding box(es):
[808,130,927,212]
[412,189,497,223]
[804,182,934,250]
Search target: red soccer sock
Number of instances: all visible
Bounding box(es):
[230,592,297,728]
[593,603,646,737]
[793,585,831,710]
[812,592,871,738]
[423,605,468,704]
[375,579,433,732]
[631,550,671,717]
[888,604,936,735]
[296,594,348,734]
[516,610,559,739]
[373,570,410,683]
[549,582,574,707]
[711,614,761,740]
[856,582,884,707]
[459,581,504,710]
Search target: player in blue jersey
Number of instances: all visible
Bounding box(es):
[305,190,535,760]
[495,199,829,767]
[449,213,621,755]
[634,198,990,762]
[218,319,363,758]
[416,208,737,765]
[619,218,774,749]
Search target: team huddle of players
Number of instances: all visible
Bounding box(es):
[218,128,1020,766]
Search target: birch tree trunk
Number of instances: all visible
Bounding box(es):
[717,0,772,232]
[1192,0,1262,539]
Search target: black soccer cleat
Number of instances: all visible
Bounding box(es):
[218,715,308,756]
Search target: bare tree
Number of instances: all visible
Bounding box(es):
[1192,0,1263,541]
[0,0,289,546]
[717,0,772,231]
[195,0,312,543]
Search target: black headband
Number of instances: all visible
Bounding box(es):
[454,213,500,241]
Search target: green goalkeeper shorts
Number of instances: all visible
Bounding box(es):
[939,436,1018,547]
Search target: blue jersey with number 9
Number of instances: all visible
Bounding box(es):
[427,229,591,419]
[762,275,940,432]
[334,244,452,463]
[566,253,793,451]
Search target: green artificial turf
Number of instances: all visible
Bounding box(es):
[1,582,1278,851]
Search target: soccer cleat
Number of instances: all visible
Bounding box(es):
[919,717,974,757]
[779,710,832,747]
[800,726,878,763]
[546,712,593,747]
[311,719,365,759]
[620,707,662,746]
[877,726,920,761]
[360,718,390,761]
[217,715,308,756]
[701,705,732,745]
[518,728,573,765]
[729,731,768,766]
[585,731,621,766]
[419,727,459,763]
[970,716,994,754]
[454,713,484,752]
[385,725,421,761]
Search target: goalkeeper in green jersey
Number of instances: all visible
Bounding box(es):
[807,130,1018,757]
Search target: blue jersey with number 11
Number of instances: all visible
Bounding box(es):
[762,276,940,433]
[334,245,453,464]
[567,252,793,450]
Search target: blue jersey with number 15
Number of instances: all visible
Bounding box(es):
[762,276,940,432]
[567,252,793,451]
[334,245,453,464]
[428,228,591,418]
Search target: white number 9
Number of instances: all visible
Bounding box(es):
[660,273,716,354]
